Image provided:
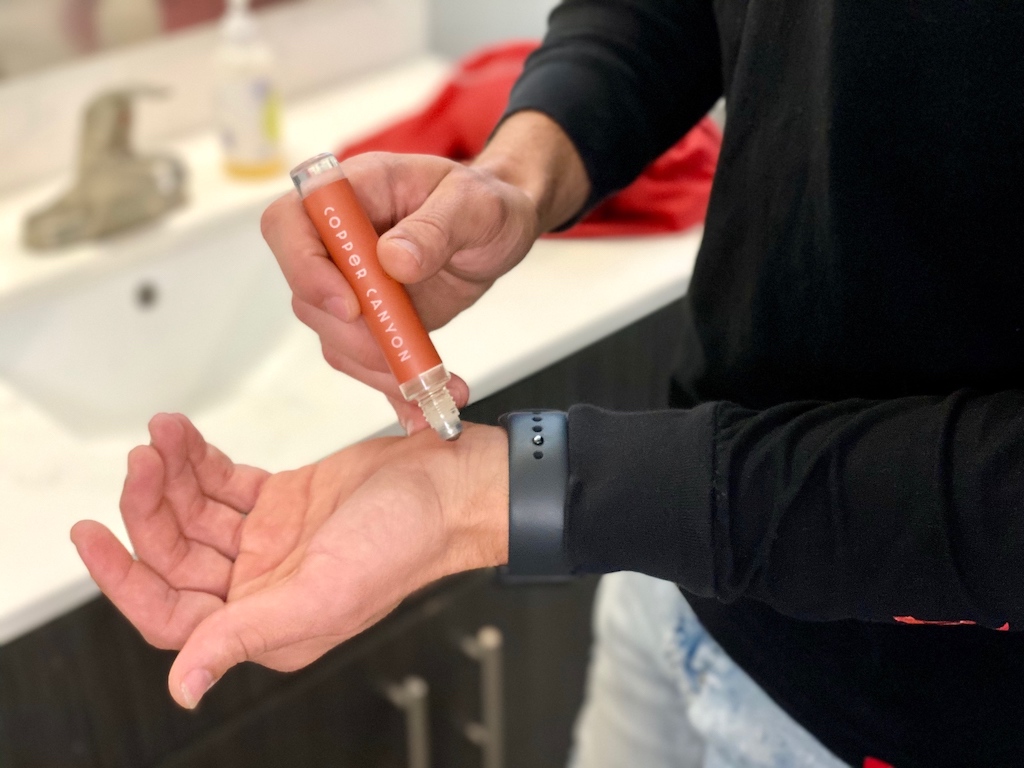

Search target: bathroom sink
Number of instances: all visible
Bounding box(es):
[0,205,293,435]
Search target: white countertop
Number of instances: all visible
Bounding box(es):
[0,56,701,645]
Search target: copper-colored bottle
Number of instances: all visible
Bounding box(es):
[291,153,462,440]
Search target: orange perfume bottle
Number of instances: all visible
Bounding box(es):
[291,153,462,440]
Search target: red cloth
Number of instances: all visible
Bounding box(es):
[337,42,722,238]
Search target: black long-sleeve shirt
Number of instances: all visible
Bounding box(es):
[505,1,1024,765]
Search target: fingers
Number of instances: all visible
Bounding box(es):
[163,414,269,514]
[120,443,234,597]
[71,520,223,650]
[262,153,487,428]
[267,154,493,322]
[118,414,267,598]
[261,192,361,324]
[146,414,256,556]
[146,414,265,557]
[376,166,513,286]
[339,153,521,286]
[338,152,451,234]
[291,298,406,395]
[292,298,471,432]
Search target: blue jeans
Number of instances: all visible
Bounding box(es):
[569,572,851,768]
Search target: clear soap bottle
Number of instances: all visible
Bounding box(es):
[214,0,283,179]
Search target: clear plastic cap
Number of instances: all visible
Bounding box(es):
[290,153,346,199]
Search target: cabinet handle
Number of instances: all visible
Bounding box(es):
[460,626,505,768]
[385,675,432,768]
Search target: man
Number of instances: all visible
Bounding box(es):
[72,0,1024,765]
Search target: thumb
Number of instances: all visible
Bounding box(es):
[378,171,503,284]
[168,582,325,709]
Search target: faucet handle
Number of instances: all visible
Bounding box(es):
[79,86,169,170]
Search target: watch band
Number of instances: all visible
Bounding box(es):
[498,410,574,582]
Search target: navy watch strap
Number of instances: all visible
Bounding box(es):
[498,410,574,582]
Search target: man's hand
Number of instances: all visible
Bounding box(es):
[71,413,508,709]
[262,153,538,432]
[261,111,589,433]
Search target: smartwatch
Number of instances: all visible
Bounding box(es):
[498,410,574,583]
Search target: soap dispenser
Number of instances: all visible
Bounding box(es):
[214,0,283,179]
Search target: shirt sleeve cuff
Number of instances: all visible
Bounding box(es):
[564,403,718,596]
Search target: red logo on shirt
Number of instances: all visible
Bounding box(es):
[893,616,1009,631]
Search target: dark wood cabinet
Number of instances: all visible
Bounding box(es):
[0,300,685,768]
[153,573,600,768]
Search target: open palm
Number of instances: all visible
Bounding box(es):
[71,412,504,708]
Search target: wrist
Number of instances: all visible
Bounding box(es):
[472,110,590,233]
[438,423,510,575]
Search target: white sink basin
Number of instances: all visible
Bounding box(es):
[0,207,293,435]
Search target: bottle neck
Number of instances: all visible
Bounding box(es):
[221,0,257,44]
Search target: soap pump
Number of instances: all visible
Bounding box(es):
[214,0,283,179]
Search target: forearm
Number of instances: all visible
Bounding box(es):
[503,0,723,208]
[567,392,1024,628]
[472,110,591,234]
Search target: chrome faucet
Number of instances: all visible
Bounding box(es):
[23,87,187,250]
